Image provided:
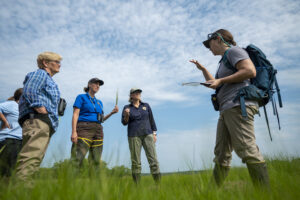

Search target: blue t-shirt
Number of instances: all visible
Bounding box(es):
[73,93,104,123]
[0,101,22,141]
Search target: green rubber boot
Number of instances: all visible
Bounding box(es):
[132,173,141,185]
[246,162,270,188]
[152,173,161,184]
[212,164,230,187]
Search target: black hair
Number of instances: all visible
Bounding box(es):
[8,88,23,101]
[84,87,89,92]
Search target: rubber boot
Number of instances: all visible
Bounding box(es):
[212,164,230,187]
[246,162,270,188]
[132,173,141,185]
[152,173,161,184]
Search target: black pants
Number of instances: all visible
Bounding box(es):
[0,138,22,177]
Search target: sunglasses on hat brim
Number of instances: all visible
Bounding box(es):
[202,32,219,48]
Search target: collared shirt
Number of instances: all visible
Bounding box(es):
[19,69,60,131]
[121,102,157,137]
[73,93,104,123]
[0,101,22,141]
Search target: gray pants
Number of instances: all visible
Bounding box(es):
[128,134,160,175]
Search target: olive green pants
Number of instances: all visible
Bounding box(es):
[128,134,160,175]
[15,119,53,181]
[74,122,103,167]
[214,106,265,167]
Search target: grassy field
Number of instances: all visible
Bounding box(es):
[1,157,300,200]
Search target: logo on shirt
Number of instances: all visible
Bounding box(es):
[142,106,147,110]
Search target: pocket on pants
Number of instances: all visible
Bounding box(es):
[22,119,36,137]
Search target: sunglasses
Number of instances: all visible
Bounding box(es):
[207,32,219,40]
[47,60,61,64]
[203,32,219,48]
[203,32,231,48]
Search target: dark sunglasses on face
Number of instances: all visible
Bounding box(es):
[48,60,61,64]
[203,32,222,48]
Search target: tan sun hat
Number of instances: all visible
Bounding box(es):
[130,88,142,94]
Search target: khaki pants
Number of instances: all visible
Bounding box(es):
[74,122,103,167]
[128,134,160,175]
[214,106,265,167]
[15,119,53,181]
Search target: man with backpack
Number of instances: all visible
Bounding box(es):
[190,29,270,187]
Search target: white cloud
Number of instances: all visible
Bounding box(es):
[277,68,300,88]
[1,0,300,172]
[1,0,300,103]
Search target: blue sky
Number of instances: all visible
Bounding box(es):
[1,0,300,173]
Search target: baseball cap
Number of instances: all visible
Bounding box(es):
[130,88,142,94]
[88,78,104,86]
[203,32,219,48]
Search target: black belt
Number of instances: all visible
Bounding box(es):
[18,112,54,133]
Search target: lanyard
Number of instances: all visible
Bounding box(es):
[86,94,103,114]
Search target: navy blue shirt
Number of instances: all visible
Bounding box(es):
[121,102,157,137]
[73,93,104,123]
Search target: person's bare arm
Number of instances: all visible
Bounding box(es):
[190,60,215,81]
[71,108,80,144]
[34,106,48,114]
[207,59,256,89]
[104,105,119,121]
[153,131,157,143]
[0,113,10,129]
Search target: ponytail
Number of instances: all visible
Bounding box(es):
[216,29,237,46]
[84,87,89,92]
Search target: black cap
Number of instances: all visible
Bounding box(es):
[88,78,104,86]
[203,32,219,48]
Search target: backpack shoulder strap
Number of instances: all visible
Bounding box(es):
[263,105,273,141]
[221,48,237,72]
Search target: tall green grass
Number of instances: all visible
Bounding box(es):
[1,157,300,200]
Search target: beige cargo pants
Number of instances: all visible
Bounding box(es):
[15,119,53,181]
[214,105,265,167]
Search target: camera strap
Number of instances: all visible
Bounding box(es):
[86,94,103,114]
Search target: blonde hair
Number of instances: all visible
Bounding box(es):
[37,52,62,69]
